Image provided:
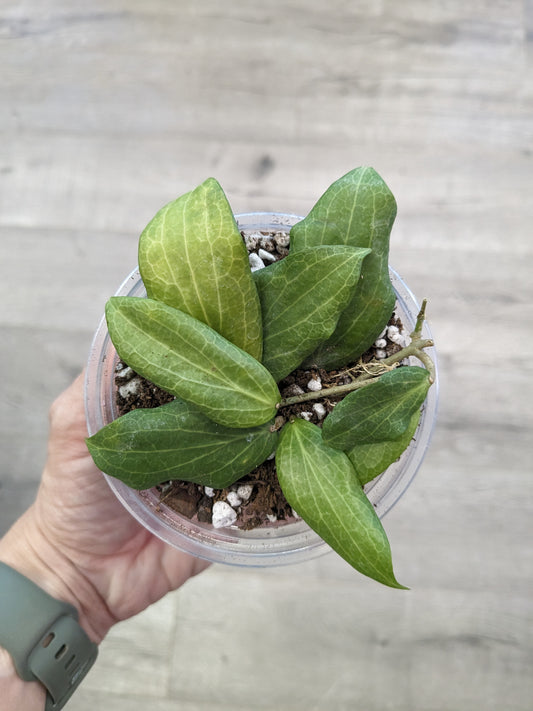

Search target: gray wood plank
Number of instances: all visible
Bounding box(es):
[166,567,533,711]
[1,0,532,709]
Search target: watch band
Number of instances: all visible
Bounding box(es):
[0,562,98,710]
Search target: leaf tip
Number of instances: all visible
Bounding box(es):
[392,580,410,591]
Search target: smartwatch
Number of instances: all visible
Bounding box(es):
[0,562,98,710]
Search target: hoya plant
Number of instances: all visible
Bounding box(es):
[86,167,436,589]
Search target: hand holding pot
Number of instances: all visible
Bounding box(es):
[0,373,208,709]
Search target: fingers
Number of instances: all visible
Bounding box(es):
[48,372,86,430]
[47,372,90,458]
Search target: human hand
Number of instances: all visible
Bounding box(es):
[0,373,209,644]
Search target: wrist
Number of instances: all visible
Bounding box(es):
[0,506,113,644]
[0,647,47,711]
[0,559,99,710]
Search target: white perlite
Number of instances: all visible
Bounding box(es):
[211,501,237,528]
[236,483,253,501]
[274,232,290,248]
[258,247,276,262]
[226,491,242,508]
[387,324,406,346]
[118,377,141,398]
[298,411,313,421]
[204,487,215,498]
[244,232,263,250]
[387,324,399,338]
[307,376,322,392]
[313,402,327,420]
[115,365,133,380]
[248,252,265,271]
[284,383,305,397]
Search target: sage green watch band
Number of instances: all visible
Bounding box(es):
[0,562,98,710]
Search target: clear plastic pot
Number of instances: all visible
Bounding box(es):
[84,212,438,567]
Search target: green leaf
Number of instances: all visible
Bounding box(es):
[106,296,280,428]
[276,419,406,588]
[252,245,370,382]
[290,167,397,368]
[138,177,262,360]
[346,411,421,486]
[322,366,431,450]
[86,399,278,490]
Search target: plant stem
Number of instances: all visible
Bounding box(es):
[413,298,428,338]
[379,338,435,383]
[277,301,436,411]
[278,375,377,408]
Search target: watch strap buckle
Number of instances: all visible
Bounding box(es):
[29,614,98,710]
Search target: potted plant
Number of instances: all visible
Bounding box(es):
[84,167,437,588]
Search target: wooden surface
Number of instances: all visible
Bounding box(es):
[1,1,532,709]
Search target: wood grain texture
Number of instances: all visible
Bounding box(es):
[1,1,531,709]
